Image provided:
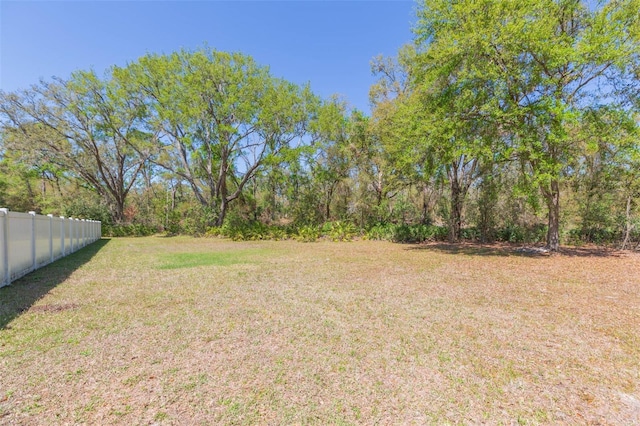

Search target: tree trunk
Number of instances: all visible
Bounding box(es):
[215,198,228,227]
[449,177,462,243]
[325,184,335,221]
[113,197,126,224]
[621,194,632,250]
[544,179,560,251]
[421,185,430,225]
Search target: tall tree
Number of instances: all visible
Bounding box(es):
[370,48,438,225]
[308,98,352,221]
[0,71,150,223]
[372,45,496,240]
[577,107,640,248]
[411,0,640,250]
[116,49,317,226]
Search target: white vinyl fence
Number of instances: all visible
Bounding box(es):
[0,209,101,288]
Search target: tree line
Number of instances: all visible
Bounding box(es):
[1,0,639,251]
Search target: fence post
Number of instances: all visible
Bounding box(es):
[29,211,36,272]
[0,208,8,287]
[47,214,54,264]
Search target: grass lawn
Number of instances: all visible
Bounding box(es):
[1,236,639,424]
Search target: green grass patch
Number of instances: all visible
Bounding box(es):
[157,250,255,269]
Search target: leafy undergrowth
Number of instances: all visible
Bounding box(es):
[1,237,639,424]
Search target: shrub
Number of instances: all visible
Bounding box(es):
[460,227,480,241]
[326,221,358,242]
[366,223,396,241]
[365,223,449,243]
[206,222,291,241]
[496,224,525,243]
[495,223,546,244]
[295,225,321,242]
[567,227,619,246]
[432,225,449,241]
[103,223,157,237]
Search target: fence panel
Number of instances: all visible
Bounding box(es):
[0,209,101,288]
[74,219,80,251]
[65,219,74,255]
[35,215,51,267]
[52,216,63,260]
[8,212,33,281]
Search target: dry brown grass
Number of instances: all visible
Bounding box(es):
[1,237,639,425]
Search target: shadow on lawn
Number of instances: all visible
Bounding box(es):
[406,241,626,258]
[0,238,110,330]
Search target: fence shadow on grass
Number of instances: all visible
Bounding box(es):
[405,242,625,258]
[0,238,110,330]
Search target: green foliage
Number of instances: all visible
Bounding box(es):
[64,198,112,225]
[325,221,358,242]
[391,224,430,243]
[103,224,157,237]
[178,206,217,236]
[405,0,640,249]
[0,156,44,212]
[0,71,149,223]
[460,227,480,241]
[295,225,321,243]
[220,222,288,242]
[204,212,292,241]
[366,223,448,243]
[495,224,547,244]
[161,199,220,236]
[116,48,318,227]
[567,228,616,246]
[366,223,397,241]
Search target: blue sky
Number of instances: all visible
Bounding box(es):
[1,1,416,114]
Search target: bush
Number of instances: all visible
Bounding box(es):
[392,224,420,243]
[525,223,547,243]
[460,227,480,241]
[496,224,525,243]
[103,223,158,237]
[326,221,358,242]
[223,221,267,241]
[566,227,619,246]
[295,225,321,242]
[205,222,291,241]
[432,225,449,241]
[365,223,449,243]
[495,223,546,244]
[366,223,396,241]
